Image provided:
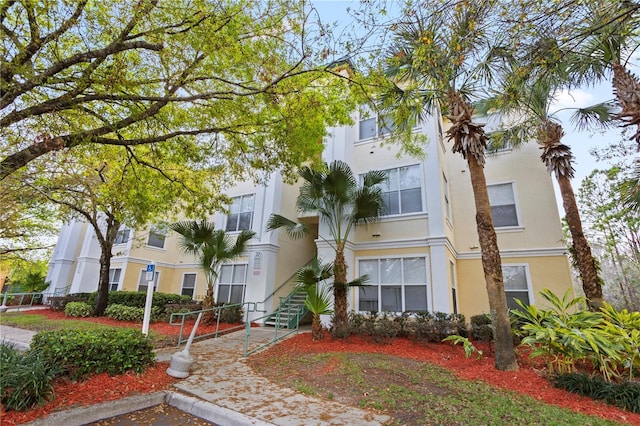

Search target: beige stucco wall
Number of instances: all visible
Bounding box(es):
[456,255,573,317]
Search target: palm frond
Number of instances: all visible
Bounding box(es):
[570,102,618,131]
[266,214,308,240]
[294,257,334,287]
[346,274,370,288]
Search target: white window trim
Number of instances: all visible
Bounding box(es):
[108,268,122,291]
[487,180,523,230]
[225,193,255,233]
[137,269,160,292]
[443,172,452,225]
[356,107,421,143]
[449,259,458,314]
[502,263,535,307]
[181,272,197,298]
[216,263,248,304]
[114,227,131,246]
[368,163,425,217]
[145,229,167,250]
[355,254,431,313]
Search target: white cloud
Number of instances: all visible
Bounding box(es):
[550,89,595,111]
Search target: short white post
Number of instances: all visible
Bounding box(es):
[142,263,155,335]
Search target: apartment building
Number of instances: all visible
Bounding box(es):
[44,108,572,320]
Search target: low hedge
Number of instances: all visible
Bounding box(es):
[104,303,162,323]
[30,328,155,380]
[71,291,192,314]
[64,301,93,317]
[554,373,640,413]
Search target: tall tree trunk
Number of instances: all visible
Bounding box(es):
[94,219,119,316]
[557,175,604,310]
[611,63,640,149]
[311,315,324,340]
[332,247,349,337]
[468,158,518,371]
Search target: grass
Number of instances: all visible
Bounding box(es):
[249,352,623,426]
[0,312,111,331]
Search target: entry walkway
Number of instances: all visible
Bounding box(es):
[0,324,391,425]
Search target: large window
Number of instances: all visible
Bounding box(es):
[378,165,423,215]
[109,268,121,291]
[138,270,159,292]
[181,273,196,298]
[358,257,428,312]
[146,229,166,249]
[503,265,530,310]
[488,183,519,227]
[359,105,395,140]
[226,194,254,232]
[114,228,130,245]
[217,264,247,304]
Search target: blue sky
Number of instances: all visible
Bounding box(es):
[312,0,630,208]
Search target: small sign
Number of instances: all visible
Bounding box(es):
[145,263,155,281]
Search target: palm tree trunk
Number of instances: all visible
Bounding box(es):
[332,248,349,337]
[611,63,640,149]
[467,158,519,371]
[557,174,604,309]
[311,315,324,340]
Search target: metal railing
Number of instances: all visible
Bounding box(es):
[0,291,46,312]
[253,257,314,313]
[168,302,248,346]
[244,303,304,357]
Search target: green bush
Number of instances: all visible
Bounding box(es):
[554,373,640,413]
[64,301,93,317]
[164,303,203,321]
[0,345,58,411]
[214,302,244,324]
[105,303,162,323]
[30,329,154,380]
[470,313,493,342]
[410,312,467,342]
[72,291,192,315]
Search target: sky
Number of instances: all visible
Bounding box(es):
[312,0,632,209]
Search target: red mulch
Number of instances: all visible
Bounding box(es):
[1,362,175,426]
[260,332,640,425]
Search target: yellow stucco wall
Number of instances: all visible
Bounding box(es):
[456,255,573,317]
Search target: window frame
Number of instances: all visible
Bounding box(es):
[114,228,130,245]
[356,256,430,313]
[443,173,452,223]
[181,273,197,298]
[449,260,458,315]
[137,269,160,293]
[369,164,424,217]
[358,105,395,140]
[146,229,166,249]
[502,264,534,310]
[216,263,248,304]
[108,268,122,291]
[487,182,521,229]
[225,194,255,233]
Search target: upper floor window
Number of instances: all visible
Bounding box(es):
[358,257,428,312]
[359,105,395,140]
[226,194,254,232]
[114,228,130,245]
[488,183,519,227]
[485,132,513,154]
[443,173,451,222]
[147,229,166,249]
[378,165,423,216]
[503,265,531,310]
[181,273,196,298]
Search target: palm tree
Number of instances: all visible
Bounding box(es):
[294,258,334,340]
[477,64,609,309]
[170,220,255,323]
[381,1,518,370]
[267,160,385,337]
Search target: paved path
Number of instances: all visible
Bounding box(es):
[0,323,391,425]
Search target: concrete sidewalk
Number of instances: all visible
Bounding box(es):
[0,323,391,425]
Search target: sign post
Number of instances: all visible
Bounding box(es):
[142,263,155,335]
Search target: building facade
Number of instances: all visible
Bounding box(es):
[44,108,573,320]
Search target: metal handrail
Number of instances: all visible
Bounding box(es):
[254,256,314,311]
[243,304,302,357]
[0,291,46,312]
[169,302,248,346]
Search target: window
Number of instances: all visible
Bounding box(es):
[138,270,159,292]
[226,194,254,232]
[449,261,458,315]
[217,264,247,304]
[109,268,121,291]
[181,273,196,298]
[377,165,423,215]
[114,228,130,245]
[358,257,428,312]
[488,183,519,227]
[443,173,451,221]
[147,229,166,249]
[502,265,530,310]
[358,105,395,140]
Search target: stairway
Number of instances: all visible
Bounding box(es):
[263,289,308,329]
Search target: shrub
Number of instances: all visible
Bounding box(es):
[411,312,467,342]
[554,373,640,413]
[0,345,58,411]
[470,314,493,342]
[64,301,93,317]
[164,303,203,322]
[214,302,244,324]
[30,329,154,380]
[105,303,162,323]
